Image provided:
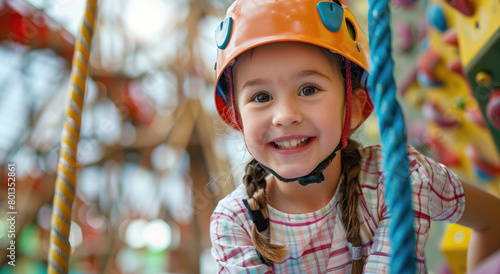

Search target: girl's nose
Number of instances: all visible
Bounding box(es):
[272,98,303,127]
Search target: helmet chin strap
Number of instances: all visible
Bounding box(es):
[258,142,342,186]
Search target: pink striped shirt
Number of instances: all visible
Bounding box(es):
[210,145,465,273]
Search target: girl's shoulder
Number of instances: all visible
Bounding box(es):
[357,144,465,222]
[358,144,449,180]
[212,184,249,218]
[355,143,456,200]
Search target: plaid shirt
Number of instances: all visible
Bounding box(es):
[210,145,465,273]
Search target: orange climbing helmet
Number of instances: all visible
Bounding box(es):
[214,0,373,131]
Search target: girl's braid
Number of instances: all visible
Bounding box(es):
[339,138,365,273]
[243,159,289,263]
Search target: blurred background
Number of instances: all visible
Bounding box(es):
[0,0,499,273]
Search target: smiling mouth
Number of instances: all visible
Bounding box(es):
[273,138,311,149]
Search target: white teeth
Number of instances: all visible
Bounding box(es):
[274,138,309,149]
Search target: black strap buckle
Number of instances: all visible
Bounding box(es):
[242,199,269,232]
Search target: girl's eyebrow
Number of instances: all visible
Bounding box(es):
[241,69,330,90]
[297,69,331,80]
[242,78,268,90]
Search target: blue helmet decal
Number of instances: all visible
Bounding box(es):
[317,1,344,33]
[215,17,233,50]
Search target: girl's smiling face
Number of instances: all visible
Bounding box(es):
[234,42,346,179]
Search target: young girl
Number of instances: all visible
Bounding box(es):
[210,0,500,273]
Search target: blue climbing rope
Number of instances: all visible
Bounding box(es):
[367,0,416,273]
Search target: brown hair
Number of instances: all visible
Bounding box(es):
[243,160,290,262]
[338,138,366,272]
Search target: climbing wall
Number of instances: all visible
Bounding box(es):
[402,0,500,183]
[400,0,500,273]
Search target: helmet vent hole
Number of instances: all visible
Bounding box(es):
[345,19,357,41]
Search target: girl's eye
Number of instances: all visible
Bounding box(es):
[299,86,318,96]
[252,92,272,103]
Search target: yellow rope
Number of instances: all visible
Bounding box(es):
[48,0,97,273]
